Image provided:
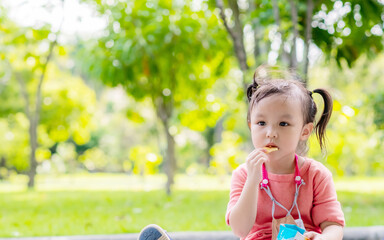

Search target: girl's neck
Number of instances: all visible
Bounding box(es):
[266,154,299,174]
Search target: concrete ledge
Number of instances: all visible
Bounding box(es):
[342,226,384,240]
[1,227,384,240]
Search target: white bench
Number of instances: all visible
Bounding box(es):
[1,227,384,240]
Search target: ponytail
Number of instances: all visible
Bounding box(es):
[247,71,260,102]
[312,88,333,151]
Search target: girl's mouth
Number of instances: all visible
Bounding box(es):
[263,145,279,153]
[265,143,278,148]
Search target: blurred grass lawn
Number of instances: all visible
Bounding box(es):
[0,174,383,237]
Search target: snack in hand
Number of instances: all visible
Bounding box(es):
[263,146,278,153]
[277,224,308,240]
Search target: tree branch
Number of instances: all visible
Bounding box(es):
[216,0,249,75]
[216,0,237,45]
[271,0,289,64]
[35,0,65,123]
[249,1,260,64]
[26,0,65,188]
[303,0,314,83]
[289,0,299,69]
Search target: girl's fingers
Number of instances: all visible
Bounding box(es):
[247,152,267,166]
[246,149,269,177]
[246,149,259,160]
[248,148,267,159]
[245,149,268,183]
[303,231,318,240]
[253,150,268,162]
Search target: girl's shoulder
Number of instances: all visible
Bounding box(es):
[229,163,248,183]
[231,163,247,175]
[302,157,333,180]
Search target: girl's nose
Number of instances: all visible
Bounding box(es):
[266,127,277,138]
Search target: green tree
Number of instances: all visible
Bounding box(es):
[76,0,230,194]
[216,0,384,83]
[0,3,97,185]
[0,9,62,186]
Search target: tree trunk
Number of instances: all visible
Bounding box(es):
[228,0,248,73]
[15,32,58,189]
[303,0,314,83]
[15,1,64,189]
[27,116,38,188]
[271,0,289,64]
[15,72,37,189]
[249,0,261,65]
[0,156,6,180]
[154,95,175,195]
[253,25,261,65]
[289,0,299,69]
[17,77,38,188]
[203,126,214,168]
[162,118,176,195]
[29,39,57,188]
[216,0,249,91]
[202,118,224,168]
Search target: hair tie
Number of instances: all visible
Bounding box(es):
[309,90,313,98]
[247,83,259,101]
[252,83,259,92]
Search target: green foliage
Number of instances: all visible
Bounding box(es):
[0,63,98,173]
[73,0,235,187]
[0,114,29,171]
[76,0,231,122]
[0,74,24,116]
[78,147,109,171]
[1,0,384,181]
[209,131,246,174]
[311,0,384,67]
[40,66,97,146]
[307,55,384,176]
[372,91,384,129]
[128,145,162,175]
[220,0,384,72]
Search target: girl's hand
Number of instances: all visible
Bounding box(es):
[245,148,268,184]
[304,231,325,240]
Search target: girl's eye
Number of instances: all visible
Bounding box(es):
[257,121,266,126]
[280,122,289,126]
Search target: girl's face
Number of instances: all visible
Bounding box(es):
[249,94,313,160]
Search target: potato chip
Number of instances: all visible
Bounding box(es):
[264,147,278,153]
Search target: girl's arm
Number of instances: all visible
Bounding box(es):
[228,177,259,238]
[304,222,343,240]
[228,149,267,238]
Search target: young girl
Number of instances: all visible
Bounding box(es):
[226,66,345,240]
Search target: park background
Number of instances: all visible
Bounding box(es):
[1,0,384,237]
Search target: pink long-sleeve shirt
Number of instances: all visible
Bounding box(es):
[225,157,345,240]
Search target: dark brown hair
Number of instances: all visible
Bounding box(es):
[246,65,333,153]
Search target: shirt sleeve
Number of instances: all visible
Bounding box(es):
[225,165,247,226]
[311,170,345,228]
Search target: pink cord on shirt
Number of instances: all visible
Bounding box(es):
[261,154,302,188]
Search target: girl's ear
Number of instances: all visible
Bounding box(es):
[300,122,314,140]
[248,121,251,129]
